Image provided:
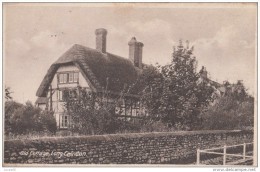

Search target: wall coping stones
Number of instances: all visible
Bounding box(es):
[4,130,253,147]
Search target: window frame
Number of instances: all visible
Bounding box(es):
[61,115,69,128]
[58,73,68,84]
[59,73,64,83]
[68,73,74,83]
[58,90,63,101]
[116,98,141,117]
[73,72,79,83]
[69,89,78,99]
[58,72,79,84]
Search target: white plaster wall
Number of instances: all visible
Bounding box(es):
[47,64,92,127]
[79,72,90,87]
[56,65,78,72]
[51,64,90,89]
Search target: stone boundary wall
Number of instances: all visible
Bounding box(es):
[4,130,253,165]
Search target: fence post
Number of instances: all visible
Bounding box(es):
[223,145,226,165]
[243,143,246,160]
[197,149,200,165]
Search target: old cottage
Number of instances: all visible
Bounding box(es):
[36,28,146,129]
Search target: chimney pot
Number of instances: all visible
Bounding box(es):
[128,37,137,45]
[137,42,144,47]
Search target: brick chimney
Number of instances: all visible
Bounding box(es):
[128,37,144,68]
[95,28,107,53]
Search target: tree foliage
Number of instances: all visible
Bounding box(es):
[5,86,12,101]
[63,88,122,135]
[61,40,253,133]
[133,41,214,130]
[201,81,254,130]
[4,101,57,136]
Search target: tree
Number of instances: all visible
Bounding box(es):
[133,40,214,130]
[4,101,57,136]
[201,81,254,130]
[128,65,164,120]
[5,86,12,101]
[33,109,57,134]
[4,101,23,135]
[63,87,121,135]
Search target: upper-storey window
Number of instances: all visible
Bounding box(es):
[59,73,68,83]
[69,73,74,83]
[74,73,79,82]
[58,72,79,84]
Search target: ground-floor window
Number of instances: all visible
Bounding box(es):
[58,88,78,102]
[116,98,141,117]
[61,115,69,128]
[58,90,63,101]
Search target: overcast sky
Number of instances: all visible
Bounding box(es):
[4,3,257,104]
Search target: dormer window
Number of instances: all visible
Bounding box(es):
[58,72,79,84]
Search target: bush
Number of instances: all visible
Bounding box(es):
[4,101,57,137]
[200,92,254,130]
[4,101,23,135]
[36,110,57,134]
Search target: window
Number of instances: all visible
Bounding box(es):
[126,106,131,116]
[120,99,126,116]
[74,72,79,82]
[59,73,68,83]
[115,106,121,114]
[69,73,74,83]
[59,90,63,101]
[59,74,64,83]
[132,108,137,116]
[63,74,68,83]
[69,89,77,99]
[133,101,140,116]
[58,72,79,84]
[116,99,141,116]
[121,107,126,116]
[59,89,77,101]
[61,115,69,128]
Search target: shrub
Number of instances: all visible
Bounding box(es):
[4,100,57,137]
[200,91,254,130]
[37,110,57,134]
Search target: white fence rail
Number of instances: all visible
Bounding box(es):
[197,143,253,165]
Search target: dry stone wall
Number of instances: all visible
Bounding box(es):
[4,130,253,165]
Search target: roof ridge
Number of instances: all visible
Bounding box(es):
[74,44,133,63]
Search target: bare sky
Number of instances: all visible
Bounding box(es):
[3,3,257,104]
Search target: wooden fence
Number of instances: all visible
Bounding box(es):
[197,143,254,165]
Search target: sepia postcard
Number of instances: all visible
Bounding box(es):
[1,2,258,170]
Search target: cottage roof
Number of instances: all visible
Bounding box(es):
[36,44,141,97]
